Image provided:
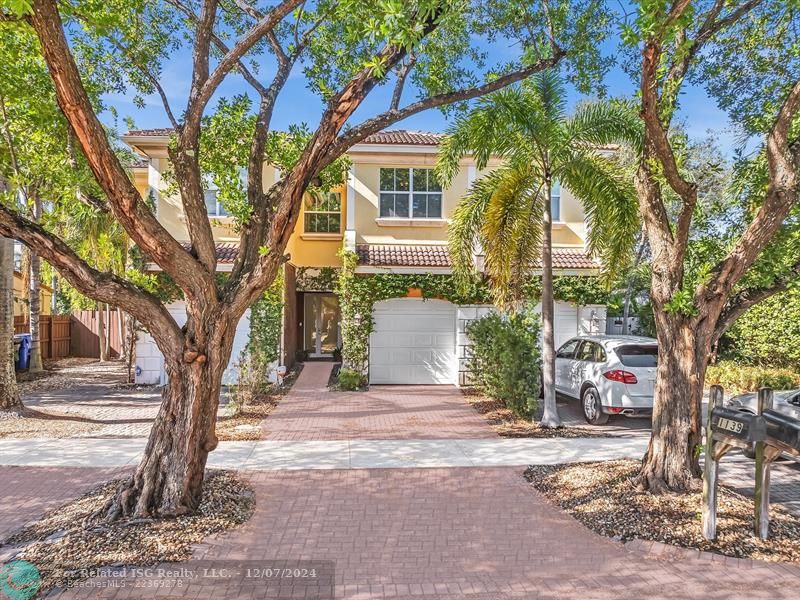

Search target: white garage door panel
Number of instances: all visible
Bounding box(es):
[369,299,457,385]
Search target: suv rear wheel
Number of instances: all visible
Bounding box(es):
[582,386,609,425]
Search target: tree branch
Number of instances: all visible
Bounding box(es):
[712,260,800,345]
[324,50,565,163]
[28,0,215,302]
[0,204,184,360]
[390,53,416,111]
[182,0,302,137]
[166,0,268,97]
[698,79,800,307]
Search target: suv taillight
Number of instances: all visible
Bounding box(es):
[603,370,638,384]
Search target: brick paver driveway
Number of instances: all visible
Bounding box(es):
[263,362,495,440]
[49,467,800,599]
[4,361,800,599]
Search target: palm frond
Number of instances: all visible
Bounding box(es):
[558,152,640,284]
[447,171,496,287]
[480,165,544,307]
[565,100,643,156]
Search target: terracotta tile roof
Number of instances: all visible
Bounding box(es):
[541,249,598,270]
[129,158,149,169]
[360,130,443,146]
[180,242,239,263]
[126,128,174,137]
[356,244,450,267]
[356,244,597,270]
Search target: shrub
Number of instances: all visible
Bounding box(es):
[466,309,542,418]
[229,351,271,416]
[720,288,800,370]
[337,367,364,391]
[705,361,800,393]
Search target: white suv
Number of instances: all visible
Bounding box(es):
[554,335,658,425]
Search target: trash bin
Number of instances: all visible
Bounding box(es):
[15,333,31,370]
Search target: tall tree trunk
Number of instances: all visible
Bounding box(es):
[636,311,707,491]
[98,303,108,361]
[0,235,21,410]
[117,308,125,361]
[28,195,43,372]
[103,316,234,520]
[539,180,561,428]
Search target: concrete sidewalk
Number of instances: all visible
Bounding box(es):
[0,435,649,470]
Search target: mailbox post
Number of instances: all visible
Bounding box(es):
[702,385,766,540]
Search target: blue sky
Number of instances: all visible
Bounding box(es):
[104,27,739,155]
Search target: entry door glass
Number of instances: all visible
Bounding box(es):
[304,294,340,355]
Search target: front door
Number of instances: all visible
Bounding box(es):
[303,293,340,357]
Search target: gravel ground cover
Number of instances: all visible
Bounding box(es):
[463,392,612,438]
[0,470,255,596]
[17,358,128,393]
[525,459,800,562]
[0,407,102,438]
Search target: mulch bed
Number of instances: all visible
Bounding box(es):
[0,470,255,596]
[525,459,800,562]
[216,364,303,441]
[464,392,611,438]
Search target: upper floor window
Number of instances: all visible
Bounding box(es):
[379,168,442,219]
[304,192,341,234]
[204,188,228,217]
[550,180,561,222]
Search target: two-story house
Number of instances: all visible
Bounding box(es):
[124,129,606,386]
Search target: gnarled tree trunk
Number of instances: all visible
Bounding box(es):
[104,312,236,519]
[636,314,707,491]
[0,235,20,410]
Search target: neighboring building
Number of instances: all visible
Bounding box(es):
[12,270,53,318]
[123,130,606,386]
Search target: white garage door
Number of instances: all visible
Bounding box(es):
[369,298,457,385]
[554,301,579,349]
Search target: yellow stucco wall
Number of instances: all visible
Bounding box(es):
[350,153,586,248]
[132,143,589,272]
[13,272,52,317]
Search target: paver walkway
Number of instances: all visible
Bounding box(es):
[263,362,495,440]
[3,363,800,599]
[45,467,800,599]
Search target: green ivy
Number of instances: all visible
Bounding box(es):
[247,270,284,368]
[336,249,609,382]
[296,266,339,291]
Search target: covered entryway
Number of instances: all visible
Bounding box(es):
[369,298,457,385]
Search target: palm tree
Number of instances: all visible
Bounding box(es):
[437,71,641,428]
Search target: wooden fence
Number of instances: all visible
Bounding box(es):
[70,309,125,358]
[13,314,72,360]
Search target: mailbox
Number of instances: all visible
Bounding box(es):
[763,409,800,454]
[709,406,766,444]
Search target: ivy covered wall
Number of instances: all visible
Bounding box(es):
[335,250,610,381]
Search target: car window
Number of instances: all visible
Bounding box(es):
[556,339,580,359]
[616,345,658,367]
[576,341,595,362]
[576,341,607,363]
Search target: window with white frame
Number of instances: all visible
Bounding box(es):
[304,192,342,234]
[550,180,561,222]
[203,185,228,217]
[379,168,442,219]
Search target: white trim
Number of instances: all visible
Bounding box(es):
[467,165,477,187]
[349,143,439,154]
[375,218,447,228]
[301,233,343,241]
[355,266,453,275]
[378,167,443,219]
[346,166,356,230]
